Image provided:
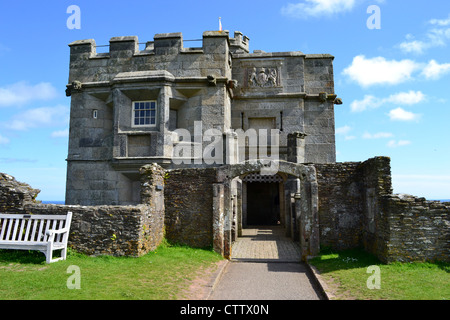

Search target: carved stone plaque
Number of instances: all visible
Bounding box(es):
[245,67,280,88]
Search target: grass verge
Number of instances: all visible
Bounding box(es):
[0,240,223,300]
[308,248,449,300]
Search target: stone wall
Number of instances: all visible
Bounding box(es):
[360,157,393,261]
[23,204,160,257]
[315,161,364,250]
[315,157,449,263]
[163,167,218,248]
[1,169,165,257]
[2,156,449,263]
[0,173,40,213]
[380,194,449,263]
[315,156,395,254]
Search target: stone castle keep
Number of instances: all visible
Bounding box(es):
[1,30,449,263]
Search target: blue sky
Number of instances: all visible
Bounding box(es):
[0,0,449,201]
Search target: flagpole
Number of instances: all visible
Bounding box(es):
[219,17,222,31]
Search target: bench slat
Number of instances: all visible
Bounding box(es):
[24,218,32,242]
[6,219,14,241]
[18,219,25,241]
[0,218,6,240]
[30,218,38,242]
[37,219,45,243]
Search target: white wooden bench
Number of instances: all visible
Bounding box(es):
[0,212,72,263]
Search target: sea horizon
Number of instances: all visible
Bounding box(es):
[41,200,65,205]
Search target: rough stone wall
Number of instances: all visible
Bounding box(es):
[1,171,165,257]
[23,204,159,257]
[314,161,364,250]
[2,157,449,262]
[315,157,449,263]
[0,173,40,213]
[314,157,394,253]
[360,157,393,260]
[380,194,450,263]
[163,167,218,248]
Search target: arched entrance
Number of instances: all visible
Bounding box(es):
[213,160,319,261]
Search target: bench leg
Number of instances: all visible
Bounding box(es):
[44,246,68,263]
[61,247,67,261]
[45,245,53,264]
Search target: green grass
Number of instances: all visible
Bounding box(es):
[308,248,450,300]
[0,241,223,300]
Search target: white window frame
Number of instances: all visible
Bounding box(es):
[132,100,157,128]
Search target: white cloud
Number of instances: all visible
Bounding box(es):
[51,129,69,138]
[387,91,426,105]
[6,105,69,131]
[398,40,427,54]
[421,59,450,80]
[429,15,450,27]
[342,55,419,87]
[350,91,425,112]
[388,107,420,122]
[281,0,357,18]
[363,132,393,139]
[0,134,9,145]
[350,95,380,112]
[335,125,351,135]
[398,14,450,54]
[387,140,411,148]
[335,125,355,140]
[0,81,58,107]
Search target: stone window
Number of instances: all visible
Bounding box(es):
[132,101,157,127]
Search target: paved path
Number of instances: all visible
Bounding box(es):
[230,226,302,262]
[208,226,324,300]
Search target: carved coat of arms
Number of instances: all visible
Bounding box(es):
[248,67,279,87]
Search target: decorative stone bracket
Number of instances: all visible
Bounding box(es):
[65,80,83,97]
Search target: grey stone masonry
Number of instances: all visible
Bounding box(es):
[65,30,340,206]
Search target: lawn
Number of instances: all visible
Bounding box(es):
[0,241,223,300]
[308,248,450,300]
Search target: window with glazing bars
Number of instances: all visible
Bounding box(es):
[132,101,156,126]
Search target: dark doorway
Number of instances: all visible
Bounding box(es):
[246,182,280,225]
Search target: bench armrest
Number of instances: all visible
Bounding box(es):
[46,228,70,242]
[46,228,69,236]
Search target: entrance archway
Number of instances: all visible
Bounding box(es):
[213,160,319,261]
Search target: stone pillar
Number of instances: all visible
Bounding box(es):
[223,131,238,165]
[138,164,166,252]
[223,181,233,259]
[212,183,225,256]
[299,167,320,261]
[287,132,307,163]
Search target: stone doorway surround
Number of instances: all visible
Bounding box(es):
[214,160,319,261]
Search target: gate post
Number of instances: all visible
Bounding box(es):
[212,183,225,257]
[299,166,320,261]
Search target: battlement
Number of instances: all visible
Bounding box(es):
[68,31,251,83]
[68,31,250,60]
